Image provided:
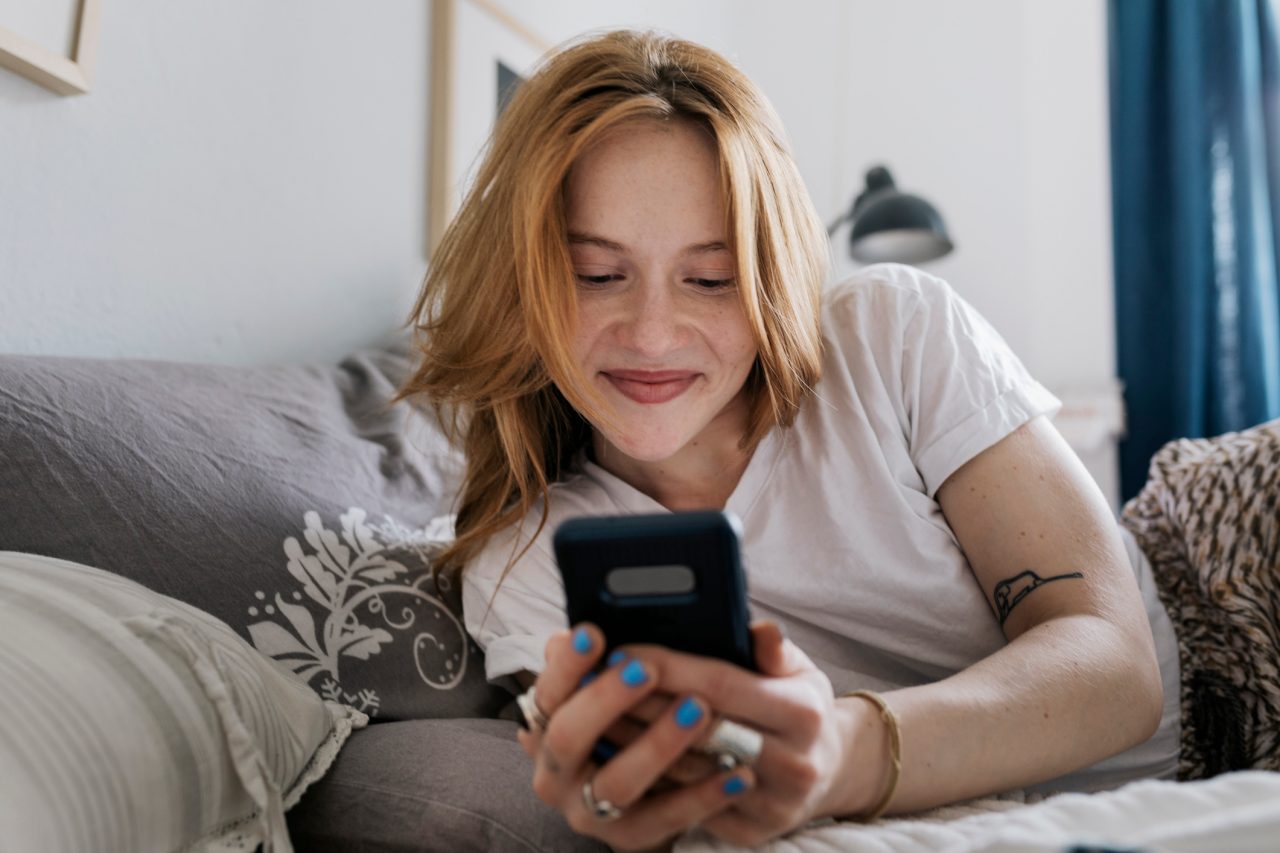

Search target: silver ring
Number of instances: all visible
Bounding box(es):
[694,719,764,771]
[582,778,624,821]
[517,685,550,733]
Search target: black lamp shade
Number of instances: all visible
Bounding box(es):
[842,166,954,264]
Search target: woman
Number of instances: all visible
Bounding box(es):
[398,30,1178,850]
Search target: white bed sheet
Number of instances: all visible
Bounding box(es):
[675,771,1280,853]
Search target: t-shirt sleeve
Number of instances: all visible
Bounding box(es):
[898,271,1062,497]
[461,529,567,682]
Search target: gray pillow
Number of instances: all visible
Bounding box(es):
[0,338,509,722]
[287,718,608,853]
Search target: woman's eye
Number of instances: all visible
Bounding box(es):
[576,273,621,286]
[688,277,736,290]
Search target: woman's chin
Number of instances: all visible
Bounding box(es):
[597,432,687,465]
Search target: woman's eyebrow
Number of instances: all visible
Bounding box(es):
[567,231,729,256]
[567,232,626,252]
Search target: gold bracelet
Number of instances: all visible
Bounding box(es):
[841,689,902,822]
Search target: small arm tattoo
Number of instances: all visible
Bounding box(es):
[993,569,1085,626]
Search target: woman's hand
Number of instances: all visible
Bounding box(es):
[629,621,867,847]
[517,624,758,851]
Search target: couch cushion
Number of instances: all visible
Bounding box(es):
[286,718,607,853]
[0,339,509,721]
[0,550,365,853]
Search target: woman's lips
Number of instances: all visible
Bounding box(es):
[603,370,699,404]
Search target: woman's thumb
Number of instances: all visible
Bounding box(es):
[750,619,790,676]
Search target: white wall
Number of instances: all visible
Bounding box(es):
[728,0,1121,506]
[1,0,432,366]
[1,0,1113,377]
[482,0,733,50]
[0,0,743,366]
[762,0,1116,395]
[1,1,1121,501]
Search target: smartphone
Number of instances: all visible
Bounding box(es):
[552,510,756,671]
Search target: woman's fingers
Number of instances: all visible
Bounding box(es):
[571,766,757,850]
[597,704,721,785]
[749,619,791,677]
[532,624,606,719]
[539,654,659,778]
[620,641,828,742]
[598,720,720,785]
[587,694,716,809]
[599,714,645,754]
[620,692,669,723]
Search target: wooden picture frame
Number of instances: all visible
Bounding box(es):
[0,0,101,96]
[429,0,550,255]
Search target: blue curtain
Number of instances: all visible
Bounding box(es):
[1109,0,1280,500]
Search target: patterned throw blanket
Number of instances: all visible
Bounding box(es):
[1121,418,1280,779]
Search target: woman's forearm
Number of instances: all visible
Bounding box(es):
[824,613,1164,817]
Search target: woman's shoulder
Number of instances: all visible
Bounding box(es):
[820,264,976,366]
[824,262,956,318]
[462,469,613,586]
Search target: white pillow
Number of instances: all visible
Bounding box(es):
[0,551,367,853]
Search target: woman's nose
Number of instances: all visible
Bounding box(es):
[617,283,681,356]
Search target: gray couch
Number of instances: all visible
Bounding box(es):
[0,339,607,853]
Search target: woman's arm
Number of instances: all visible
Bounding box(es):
[641,416,1164,839]
[833,414,1165,813]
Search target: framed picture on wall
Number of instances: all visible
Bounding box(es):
[0,0,100,95]
[429,0,550,255]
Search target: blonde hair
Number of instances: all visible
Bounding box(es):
[397,29,829,575]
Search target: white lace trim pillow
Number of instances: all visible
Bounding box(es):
[0,551,367,853]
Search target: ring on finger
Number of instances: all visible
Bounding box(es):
[694,718,764,771]
[582,777,625,821]
[517,685,551,733]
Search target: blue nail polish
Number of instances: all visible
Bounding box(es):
[572,627,592,654]
[675,697,703,729]
[591,737,618,764]
[578,671,598,689]
[723,776,748,795]
[620,659,647,687]
[607,650,627,667]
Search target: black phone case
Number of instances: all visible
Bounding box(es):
[553,510,756,671]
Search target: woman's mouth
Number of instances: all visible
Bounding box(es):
[602,370,699,404]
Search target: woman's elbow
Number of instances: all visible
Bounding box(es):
[1120,633,1165,747]
[1087,614,1165,750]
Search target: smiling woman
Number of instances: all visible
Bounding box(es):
[390,28,1218,853]
[398,29,826,581]
[564,120,759,505]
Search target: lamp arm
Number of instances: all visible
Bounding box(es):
[826,208,854,236]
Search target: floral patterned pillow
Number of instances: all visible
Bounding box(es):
[0,338,511,721]
[244,509,480,718]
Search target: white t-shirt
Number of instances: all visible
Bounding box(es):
[461,263,1181,794]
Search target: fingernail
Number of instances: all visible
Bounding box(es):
[578,671,598,689]
[675,696,703,729]
[723,775,748,796]
[607,650,627,667]
[572,627,592,654]
[620,659,647,687]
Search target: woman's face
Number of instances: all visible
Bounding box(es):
[564,119,758,464]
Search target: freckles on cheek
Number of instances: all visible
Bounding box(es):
[720,309,758,365]
[570,306,602,364]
